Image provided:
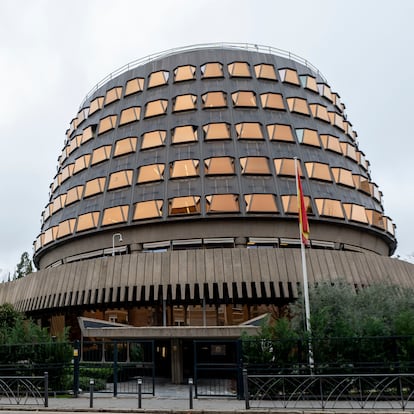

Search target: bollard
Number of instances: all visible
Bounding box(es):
[243,369,250,410]
[137,377,142,408]
[188,377,193,409]
[89,379,94,408]
[44,371,49,408]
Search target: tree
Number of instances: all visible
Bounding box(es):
[13,251,33,279]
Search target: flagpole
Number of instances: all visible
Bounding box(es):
[294,157,314,370]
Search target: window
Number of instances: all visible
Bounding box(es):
[343,203,368,223]
[315,199,344,218]
[201,91,227,108]
[84,177,106,198]
[318,83,334,102]
[383,217,395,235]
[66,185,84,206]
[267,124,295,142]
[332,168,354,187]
[296,129,320,147]
[57,218,76,239]
[299,75,318,92]
[133,200,163,220]
[341,142,358,161]
[320,134,342,154]
[260,93,285,110]
[91,145,111,165]
[108,170,133,190]
[174,65,196,82]
[240,157,271,174]
[61,164,74,183]
[125,77,144,96]
[245,194,278,213]
[328,112,345,130]
[98,115,117,134]
[357,151,369,170]
[171,125,198,144]
[43,203,53,221]
[366,209,385,229]
[305,162,332,181]
[141,130,166,149]
[173,94,197,112]
[235,122,263,139]
[73,154,91,174]
[148,70,169,88]
[169,196,201,215]
[52,194,66,213]
[102,205,129,226]
[137,164,165,183]
[372,183,382,202]
[201,62,224,78]
[282,195,312,214]
[76,211,100,232]
[114,137,137,157]
[309,103,330,122]
[353,174,371,194]
[206,194,239,213]
[204,157,235,175]
[68,134,82,154]
[119,106,141,125]
[232,91,257,107]
[287,97,310,115]
[77,108,88,127]
[105,86,122,105]
[81,126,94,144]
[144,99,168,118]
[203,123,231,140]
[89,96,104,115]
[43,226,58,245]
[254,64,277,80]
[170,159,199,178]
[228,61,251,77]
[279,68,300,85]
[274,158,303,176]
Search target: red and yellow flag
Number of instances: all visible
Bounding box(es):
[297,167,310,246]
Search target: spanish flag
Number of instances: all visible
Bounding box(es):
[296,166,310,246]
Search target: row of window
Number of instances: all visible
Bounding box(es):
[67,62,345,138]
[45,158,380,222]
[36,196,394,251]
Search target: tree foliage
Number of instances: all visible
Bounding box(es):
[13,251,33,279]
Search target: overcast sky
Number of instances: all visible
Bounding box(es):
[0,0,412,279]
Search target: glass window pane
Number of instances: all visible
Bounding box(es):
[52,194,66,213]
[206,194,239,213]
[287,97,310,115]
[366,209,385,229]
[98,115,117,134]
[228,61,251,77]
[245,194,278,213]
[68,134,81,154]
[173,94,197,112]
[125,77,144,96]
[170,159,199,178]
[341,142,358,161]
[91,145,111,165]
[84,177,106,198]
[320,134,342,154]
[201,62,224,78]
[315,199,344,218]
[343,203,368,223]
[57,218,76,239]
[305,162,332,181]
[240,157,270,174]
[260,93,285,110]
[43,226,58,245]
[332,168,354,187]
[204,157,235,175]
[299,75,318,92]
[282,195,312,214]
[108,170,133,190]
[232,91,257,107]
[144,100,168,118]
[279,68,300,85]
[274,158,303,176]
[61,164,74,183]
[141,130,166,149]
[203,123,231,140]
[254,64,277,80]
[309,104,330,122]
[73,154,91,174]
[318,83,334,102]
[66,185,84,205]
[82,126,94,144]
[328,111,345,130]
[133,200,163,220]
[174,65,196,82]
[76,212,100,232]
[89,96,104,115]
[105,86,122,105]
[119,106,141,125]
[171,125,198,143]
[102,205,129,226]
[267,124,294,142]
[296,129,320,147]
[235,123,263,139]
[148,70,169,88]
[137,164,165,183]
[169,196,201,215]
[202,91,227,108]
[114,137,137,157]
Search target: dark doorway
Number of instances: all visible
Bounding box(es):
[154,339,171,378]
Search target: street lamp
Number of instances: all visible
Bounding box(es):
[112,233,123,256]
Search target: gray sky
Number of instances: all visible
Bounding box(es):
[0,0,413,279]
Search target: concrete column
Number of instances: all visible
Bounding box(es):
[171,338,183,384]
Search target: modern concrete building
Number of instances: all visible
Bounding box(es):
[0,43,413,380]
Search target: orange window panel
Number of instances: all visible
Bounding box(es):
[171,125,198,144]
[148,70,169,88]
[267,124,294,142]
[84,177,106,198]
[73,154,91,174]
[287,97,310,115]
[137,164,165,183]
[125,77,144,96]
[173,94,197,112]
[282,195,312,214]
[76,212,100,232]
[235,123,263,139]
[206,194,239,213]
[105,86,122,105]
[320,134,342,154]
[144,100,168,118]
[169,196,201,215]
[203,123,231,140]
[315,199,344,218]
[201,62,224,78]
[309,104,330,122]
[202,91,227,108]
[57,218,76,239]
[305,162,332,181]
[174,65,196,82]
[66,185,84,205]
[91,145,111,165]
[279,68,300,85]
[245,194,278,213]
[228,61,251,77]
[133,200,163,220]
[102,205,129,226]
[141,130,167,149]
[343,203,368,223]
[108,170,133,190]
[114,137,137,157]
[296,129,320,147]
[204,157,234,175]
[89,96,104,115]
[119,107,141,125]
[260,93,285,110]
[98,115,117,134]
[170,160,199,178]
[274,159,303,176]
[232,91,257,107]
[254,64,277,80]
[240,157,271,174]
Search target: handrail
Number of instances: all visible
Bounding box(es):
[79,42,327,109]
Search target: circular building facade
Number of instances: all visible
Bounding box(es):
[2,44,412,342]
